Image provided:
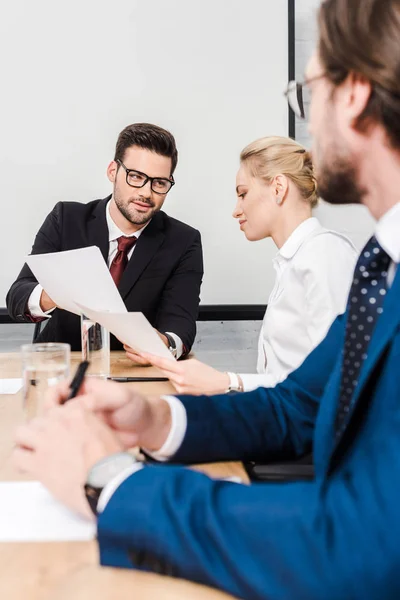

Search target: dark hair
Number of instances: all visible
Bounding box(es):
[114,123,178,174]
[319,0,400,149]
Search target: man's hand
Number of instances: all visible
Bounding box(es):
[40,289,57,312]
[123,344,152,366]
[12,403,123,519]
[44,378,172,451]
[124,330,169,365]
[140,354,230,395]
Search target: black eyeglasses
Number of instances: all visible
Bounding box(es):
[284,73,326,120]
[116,160,175,195]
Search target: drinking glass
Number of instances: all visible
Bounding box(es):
[81,314,110,378]
[21,343,70,420]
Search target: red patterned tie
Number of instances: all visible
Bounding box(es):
[110,236,137,286]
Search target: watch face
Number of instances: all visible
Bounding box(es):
[87,452,137,488]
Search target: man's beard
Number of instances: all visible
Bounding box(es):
[317,153,366,206]
[114,189,160,225]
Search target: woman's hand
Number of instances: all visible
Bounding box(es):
[140,354,230,395]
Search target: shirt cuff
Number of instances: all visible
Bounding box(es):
[165,332,183,359]
[28,285,55,318]
[97,462,143,513]
[143,395,187,462]
[239,372,278,392]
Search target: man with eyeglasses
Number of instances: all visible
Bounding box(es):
[7,123,203,358]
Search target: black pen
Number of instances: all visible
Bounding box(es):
[107,376,169,383]
[64,361,90,402]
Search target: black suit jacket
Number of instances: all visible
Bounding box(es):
[6,197,203,352]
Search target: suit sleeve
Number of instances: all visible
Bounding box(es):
[97,433,400,600]
[6,203,63,322]
[154,230,203,354]
[169,313,346,465]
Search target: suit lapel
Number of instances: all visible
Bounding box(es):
[328,266,400,467]
[86,196,110,263]
[118,212,166,300]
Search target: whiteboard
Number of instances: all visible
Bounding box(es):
[0,0,289,305]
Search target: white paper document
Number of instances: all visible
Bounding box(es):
[26,246,127,316]
[0,481,96,542]
[0,378,22,394]
[78,305,174,360]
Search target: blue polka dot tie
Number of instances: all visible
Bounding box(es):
[335,236,391,437]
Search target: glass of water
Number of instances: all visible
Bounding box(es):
[21,343,70,420]
[81,314,110,378]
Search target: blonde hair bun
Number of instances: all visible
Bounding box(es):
[240,136,319,208]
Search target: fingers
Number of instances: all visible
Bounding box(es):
[12,447,35,474]
[76,378,133,412]
[43,376,95,411]
[123,344,141,356]
[140,355,185,389]
[43,379,72,410]
[141,353,182,373]
[45,378,139,421]
[123,344,151,365]
[14,419,45,450]
[125,351,150,366]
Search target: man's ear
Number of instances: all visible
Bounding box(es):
[107,160,118,184]
[341,72,373,126]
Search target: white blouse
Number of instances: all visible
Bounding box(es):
[240,218,357,391]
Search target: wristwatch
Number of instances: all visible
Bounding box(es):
[164,332,177,358]
[225,372,243,393]
[84,452,137,516]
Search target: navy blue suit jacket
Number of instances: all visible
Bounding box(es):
[97,267,400,599]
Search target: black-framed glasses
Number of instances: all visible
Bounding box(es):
[284,73,326,120]
[116,160,175,195]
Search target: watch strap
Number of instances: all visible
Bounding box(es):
[225,372,242,393]
[84,483,103,516]
[164,332,177,357]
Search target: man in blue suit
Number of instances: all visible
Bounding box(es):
[13,0,400,598]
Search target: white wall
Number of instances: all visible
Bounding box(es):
[0,0,289,306]
[295,0,375,249]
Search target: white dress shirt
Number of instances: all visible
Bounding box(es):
[28,200,183,357]
[240,218,357,391]
[99,205,400,511]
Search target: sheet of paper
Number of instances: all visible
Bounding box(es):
[78,304,174,360]
[0,378,22,394]
[0,481,96,542]
[26,246,127,316]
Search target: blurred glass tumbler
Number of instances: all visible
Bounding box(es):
[81,314,110,378]
[21,343,70,420]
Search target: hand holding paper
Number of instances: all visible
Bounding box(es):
[26,246,173,359]
[77,304,174,360]
[27,246,127,316]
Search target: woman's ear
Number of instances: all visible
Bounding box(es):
[273,174,289,205]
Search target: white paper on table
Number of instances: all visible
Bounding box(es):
[26,246,127,316]
[0,482,96,542]
[77,304,175,361]
[0,378,22,394]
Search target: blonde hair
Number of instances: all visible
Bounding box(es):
[240,136,319,208]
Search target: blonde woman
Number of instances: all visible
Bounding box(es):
[138,136,357,394]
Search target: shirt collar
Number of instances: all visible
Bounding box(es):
[277,217,322,260]
[375,202,400,264]
[106,199,150,243]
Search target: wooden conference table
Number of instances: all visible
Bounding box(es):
[0,351,247,600]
